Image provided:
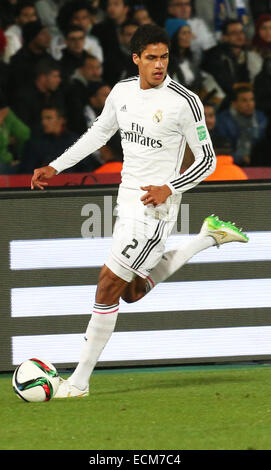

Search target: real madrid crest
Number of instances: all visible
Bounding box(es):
[153,109,163,123]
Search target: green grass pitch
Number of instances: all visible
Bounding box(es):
[1,364,271,450]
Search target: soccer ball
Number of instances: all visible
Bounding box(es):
[12,358,60,402]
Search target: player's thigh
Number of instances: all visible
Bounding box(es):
[109,215,170,278]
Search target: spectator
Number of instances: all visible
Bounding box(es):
[51,0,103,62]
[84,82,112,128]
[70,0,100,31]
[71,53,103,83]
[168,20,203,92]
[11,57,64,132]
[131,5,155,25]
[84,81,123,169]
[91,0,130,59]
[103,20,139,86]
[8,20,52,98]
[0,29,8,95]
[3,0,38,64]
[194,0,254,40]
[0,90,30,174]
[59,25,89,83]
[65,54,103,134]
[252,14,271,59]
[202,19,263,98]
[35,0,66,36]
[216,86,268,165]
[165,0,216,62]
[20,105,79,173]
[254,56,271,164]
[204,102,232,149]
[118,20,138,55]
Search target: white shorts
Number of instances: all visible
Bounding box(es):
[105,186,182,282]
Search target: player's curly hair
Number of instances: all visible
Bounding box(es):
[130,24,170,57]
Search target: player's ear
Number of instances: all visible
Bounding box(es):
[132,53,140,66]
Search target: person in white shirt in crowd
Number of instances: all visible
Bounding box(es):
[50,0,103,63]
[3,0,37,63]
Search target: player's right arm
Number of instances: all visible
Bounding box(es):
[30,90,119,189]
[31,165,57,190]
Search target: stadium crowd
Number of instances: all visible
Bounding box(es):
[0,0,271,175]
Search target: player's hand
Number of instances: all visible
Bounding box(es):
[31,166,56,190]
[140,184,172,207]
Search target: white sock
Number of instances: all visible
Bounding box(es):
[147,234,215,288]
[69,303,119,390]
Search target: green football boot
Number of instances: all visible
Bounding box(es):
[200,214,249,246]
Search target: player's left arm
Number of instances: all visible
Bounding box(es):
[166,96,216,195]
[140,96,216,206]
[140,184,172,206]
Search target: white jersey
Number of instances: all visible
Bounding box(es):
[50,75,216,194]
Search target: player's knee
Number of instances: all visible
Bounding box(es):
[96,266,127,304]
[121,291,134,303]
[121,277,147,304]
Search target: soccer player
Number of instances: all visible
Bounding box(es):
[31,25,248,398]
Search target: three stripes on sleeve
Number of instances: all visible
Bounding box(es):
[167,80,216,193]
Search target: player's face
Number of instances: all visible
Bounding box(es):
[133,43,169,89]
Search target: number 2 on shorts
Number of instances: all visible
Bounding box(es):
[121,238,138,259]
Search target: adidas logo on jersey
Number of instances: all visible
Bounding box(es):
[120,105,127,112]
